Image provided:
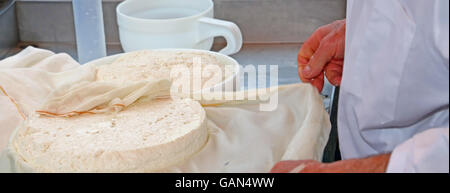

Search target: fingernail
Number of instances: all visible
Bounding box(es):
[303,66,311,75]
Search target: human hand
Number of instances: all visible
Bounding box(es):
[270,154,391,173]
[298,19,346,92]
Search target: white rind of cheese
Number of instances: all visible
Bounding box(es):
[11,97,207,172]
[96,50,234,92]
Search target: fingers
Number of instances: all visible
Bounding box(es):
[298,162,327,173]
[297,65,313,83]
[326,70,342,86]
[270,160,318,173]
[311,73,325,92]
[298,24,336,68]
[302,37,335,79]
[298,65,325,92]
[297,23,337,83]
[325,59,343,86]
[270,161,304,173]
[297,20,346,91]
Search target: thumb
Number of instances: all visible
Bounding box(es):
[311,73,325,93]
[302,39,335,79]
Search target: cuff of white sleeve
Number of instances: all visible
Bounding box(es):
[386,128,449,173]
[386,139,415,173]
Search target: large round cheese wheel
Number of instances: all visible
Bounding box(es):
[11,97,207,172]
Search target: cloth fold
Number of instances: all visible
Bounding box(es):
[37,78,172,117]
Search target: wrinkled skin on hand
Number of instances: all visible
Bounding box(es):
[298,19,346,92]
[270,154,391,173]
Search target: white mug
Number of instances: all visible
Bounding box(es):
[116,0,243,55]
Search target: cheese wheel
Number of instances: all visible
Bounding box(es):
[96,50,234,92]
[11,97,207,172]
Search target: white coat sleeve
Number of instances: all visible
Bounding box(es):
[387,128,449,173]
[433,0,449,61]
[387,0,450,173]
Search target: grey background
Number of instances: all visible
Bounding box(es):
[0,0,18,58]
[15,0,346,44]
